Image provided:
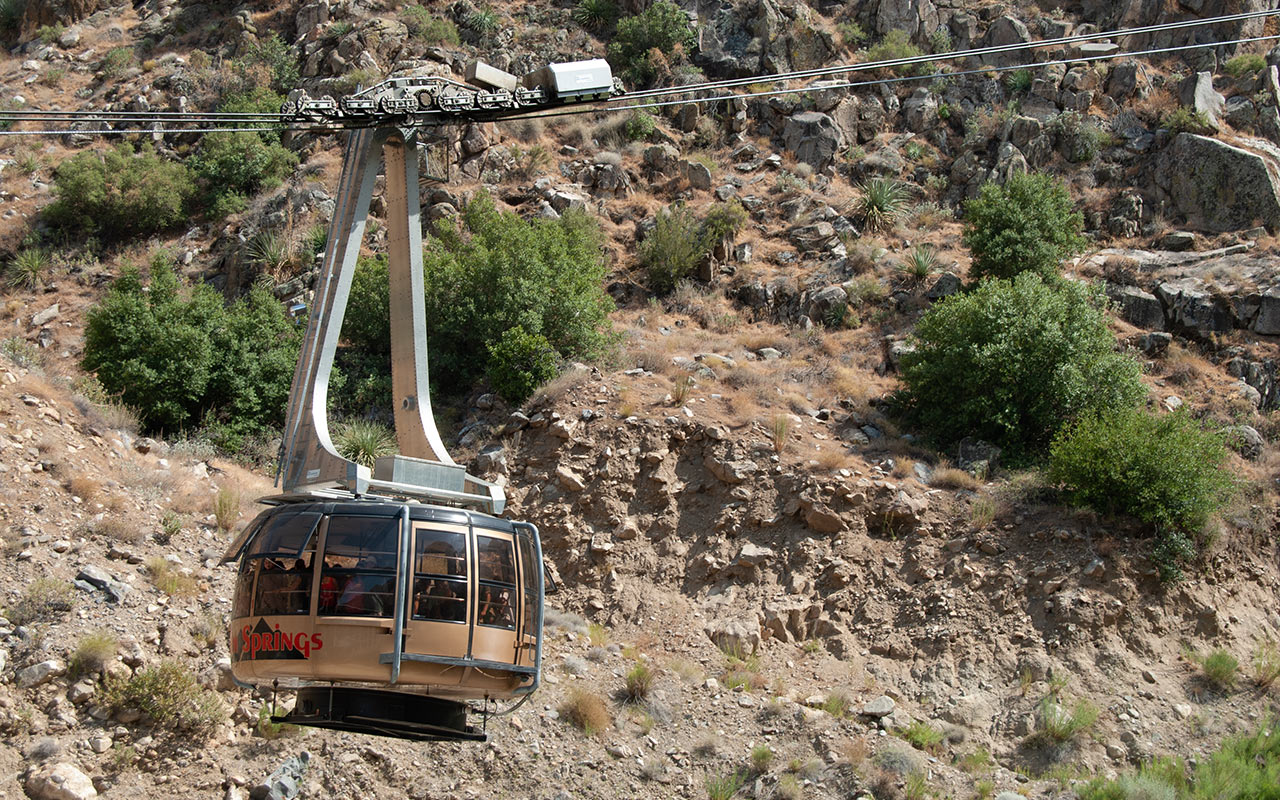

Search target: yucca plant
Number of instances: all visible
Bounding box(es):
[247,229,295,280]
[898,243,940,283]
[857,177,910,231]
[7,248,51,289]
[573,0,618,30]
[465,7,498,34]
[334,419,397,467]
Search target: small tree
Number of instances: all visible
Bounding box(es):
[607,0,696,86]
[190,130,297,217]
[487,326,560,403]
[896,273,1145,462]
[962,172,1085,282]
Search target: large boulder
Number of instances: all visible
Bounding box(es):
[782,111,846,171]
[25,763,97,800]
[1178,71,1226,129]
[697,0,835,77]
[1157,134,1280,233]
[980,16,1032,65]
[20,0,99,34]
[874,0,940,40]
[1108,285,1166,330]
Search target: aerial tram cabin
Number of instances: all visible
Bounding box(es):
[222,499,544,740]
[218,64,622,741]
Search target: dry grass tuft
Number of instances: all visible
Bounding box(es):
[212,485,241,533]
[66,476,102,501]
[93,514,145,545]
[930,465,981,491]
[145,557,198,597]
[559,688,611,736]
[528,369,591,408]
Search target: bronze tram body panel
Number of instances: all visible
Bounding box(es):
[226,502,540,702]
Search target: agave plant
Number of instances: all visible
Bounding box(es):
[898,243,941,283]
[6,248,50,290]
[465,7,498,34]
[334,419,397,468]
[247,229,295,280]
[857,177,910,232]
[572,0,618,30]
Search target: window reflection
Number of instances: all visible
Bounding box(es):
[318,516,399,619]
[411,529,467,623]
[477,534,516,630]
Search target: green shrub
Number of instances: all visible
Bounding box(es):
[1049,408,1235,537]
[898,244,940,282]
[218,87,287,144]
[487,326,560,403]
[608,0,696,86]
[963,171,1085,282]
[0,0,24,36]
[424,196,614,395]
[464,7,498,34]
[46,143,194,240]
[1224,53,1267,78]
[1050,110,1104,163]
[573,0,618,30]
[641,204,707,294]
[36,24,63,44]
[102,661,222,737]
[100,46,135,80]
[400,6,459,43]
[81,262,300,440]
[1080,719,1280,800]
[837,21,867,48]
[1033,696,1098,744]
[7,578,75,626]
[247,33,298,93]
[704,770,745,800]
[190,131,297,217]
[901,720,944,753]
[623,110,656,141]
[897,274,1144,462]
[749,744,773,773]
[1195,648,1239,690]
[1161,107,1216,136]
[867,30,929,77]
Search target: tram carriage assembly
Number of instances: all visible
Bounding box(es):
[223,59,615,742]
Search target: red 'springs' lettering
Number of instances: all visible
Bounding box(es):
[236,623,324,660]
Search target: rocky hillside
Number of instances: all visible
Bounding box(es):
[2,0,1280,799]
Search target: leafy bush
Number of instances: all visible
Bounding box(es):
[573,0,618,30]
[836,21,867,48]
[963,172,1085,282]
[425,196,613,396]
[1224,53,1266,78]
[897,274,1145,462]
[190,131,297,217]
[81,262,300,443]
[1049,408,1235,537]
[102,661,222,737]
[1161,107,1216,136]
[247,33,298,93]
[623,110,656,141]
[642,201,746,294]
[400,6,459,43]
[867,30,929,77]
[46,144,194,240]
[487,326,560,403]
[607,0,696,86]
[100,47,135,80]
[333,418,397,467]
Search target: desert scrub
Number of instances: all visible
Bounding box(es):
[7,578,76,625]
[333,418,397,467]
[901,720,944,753]
[749,744,773,773]
[213,485,241,532]
[623,661,656,703]
[1031,696,1098,744]
[102,661,222,737]
[69,632,118,679]
[560,688,610,736]
[704,769,745,800]
[1190,647,1239,690]
[145,557,197,597]
[1252,638,1280,688]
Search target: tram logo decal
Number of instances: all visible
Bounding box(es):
[234,618,324,662]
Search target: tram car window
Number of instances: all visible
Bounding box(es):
[410,530,468,623]
[231,511,322,618]
[320,515,399,618]
[476,534,516,630]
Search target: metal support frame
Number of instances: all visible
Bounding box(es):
[278,126,503,514]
